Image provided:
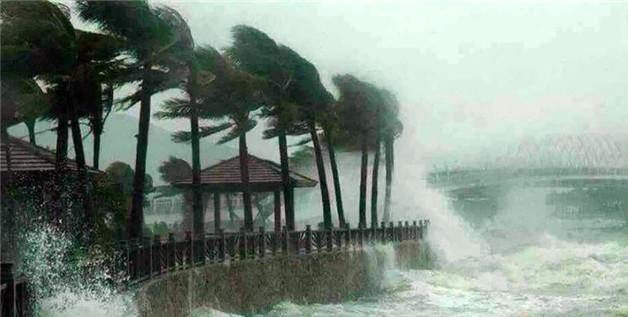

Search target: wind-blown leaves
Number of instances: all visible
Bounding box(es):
[217,118,257,144]
[1,78,50,126]
[1,0,77,78]
[171,122,234,143]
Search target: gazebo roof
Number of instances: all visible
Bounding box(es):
[1,136,100,173]
[173,154,317,192]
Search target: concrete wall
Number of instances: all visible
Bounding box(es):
[135,241,427,317]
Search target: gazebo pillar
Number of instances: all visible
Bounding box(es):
[213,192,221,233]
[273,191,281,232]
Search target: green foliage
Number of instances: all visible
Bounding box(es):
[331,74,402,151]
[76,0,194,109]
[158,156,192,184]
[155,45,266,146]
[1,0,77,78]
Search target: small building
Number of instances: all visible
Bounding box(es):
[174,154,317,233]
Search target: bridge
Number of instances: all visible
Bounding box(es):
[427,134,628,194]
[428,167,628,193]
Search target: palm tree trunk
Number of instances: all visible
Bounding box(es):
[92,84,111,170]
[239,133,254,231]
[54,117,68,225]
[383,136,394,222]
[309,119,332,229]
[92,116,102,170]
[25,119,36,145]
[370,136,381,228]
[55,118,69,170]
[325,128,346,228]
[129,64,152,239]
[359,132,369,228]
[70,105,91,229]
[278,130,294,230]
[190,96,204,237]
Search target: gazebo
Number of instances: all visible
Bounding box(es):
[173,154,317,233]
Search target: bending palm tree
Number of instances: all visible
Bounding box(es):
[283,50,335,229]
[226,25,299,230]
[333,74,379,228]
[157,47,265,231]
[380,91,402,222]
[77,0,193,239]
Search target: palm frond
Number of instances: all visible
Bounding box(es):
[172,122,233,143]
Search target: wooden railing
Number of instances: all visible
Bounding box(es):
[1,275,29,317]
[0,219,429,317]
[121,220,429,284]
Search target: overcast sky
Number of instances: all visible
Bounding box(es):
[69,0,628,164]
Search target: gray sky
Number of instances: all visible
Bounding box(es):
[70,0,628,164]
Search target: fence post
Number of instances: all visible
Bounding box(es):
[122,241,131,280]
[143,237,151,279]
[239,227,247,261]
[259,227,266,258]
[197,233,206,265]
[168,233,175,271]
[271,228,278,255]
[152,235,160,276]
[185,231,193,267]
[282,226,289,255]
[305,225,312,254]
[132,239,140,282]
[396,221,402,242]
[404,221,409,241]
[326,227,334,252]
[371,225,377,245]
[345,223,351,250]
[358,225,364,248]
[337,226,343,249]
[412,221,417,240]
[219,229,226,262]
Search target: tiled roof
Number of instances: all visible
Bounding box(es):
[174,154,317,189]
[1,136,99,173]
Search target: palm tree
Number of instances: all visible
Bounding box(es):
[3,1,125,233]
[320,108,347,228]
[0,78,49,145]
[77,0,194,239]
[332,74,379,229]
[1,0,74,158]
[380,91,403,223]
[157,47,265,231]
[228,26,338,229]
[154,45,213,237]
[226,25,300,230]
[282,50,335,229]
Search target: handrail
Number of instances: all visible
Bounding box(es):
[1,274,29,317]
[0,219,429,316]
[118,219,430,285]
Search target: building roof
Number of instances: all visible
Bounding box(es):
[173,154,317,192]
[1,136,99,173]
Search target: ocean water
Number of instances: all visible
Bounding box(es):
[188,217,628,317]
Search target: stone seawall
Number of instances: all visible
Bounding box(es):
[135,241,426,317]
